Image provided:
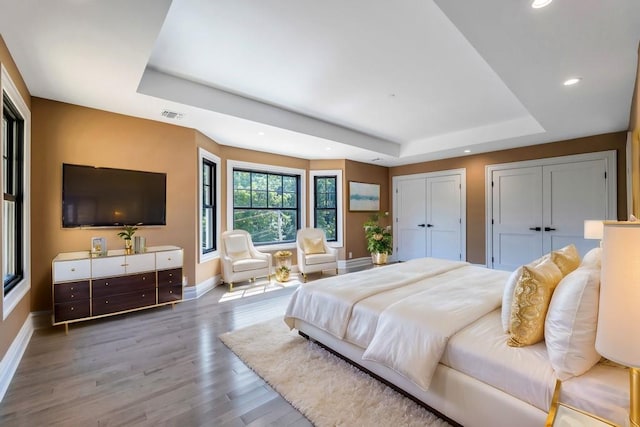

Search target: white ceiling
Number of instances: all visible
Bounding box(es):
[0,0,638,166]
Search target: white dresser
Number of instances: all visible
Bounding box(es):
[52,246,183,332]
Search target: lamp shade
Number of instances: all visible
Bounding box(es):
[583,220,604,240]
[595,221,640,368]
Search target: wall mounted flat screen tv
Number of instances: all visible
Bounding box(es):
[62,163,167,228]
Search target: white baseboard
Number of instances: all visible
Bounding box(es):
[184,274,222,300]
[0,312,35,402]
[338,257,372,270]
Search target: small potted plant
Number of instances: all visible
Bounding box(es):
[363,211,393,264]
[117,225,138,253]
[274,250,292,282]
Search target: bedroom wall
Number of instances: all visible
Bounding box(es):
[0,36,32,363]
[30,99,198,312]
[389,132,628,265]
[345,160,390,259]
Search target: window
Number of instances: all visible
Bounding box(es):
[314,175,337,241]
[310,170,343,247]
[3,94,23,296]
[230,161,305,246]
[199,148,220,262]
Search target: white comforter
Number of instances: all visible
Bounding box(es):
[362,266,509,390]
[284,259,510,391]
[284,257,468,338]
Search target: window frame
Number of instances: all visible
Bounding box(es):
[227,160,306,250]
[309,170,343,247]
[1,65,31,320]
[198,148,221,263]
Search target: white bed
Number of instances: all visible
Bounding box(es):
[284,257,629,427]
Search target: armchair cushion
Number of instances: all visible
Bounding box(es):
[225,234,250,260]
[302,237,325,254]
[305,253,336,266]
[232,258,269,273]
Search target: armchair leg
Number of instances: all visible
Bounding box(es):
[302,273,307,283]
[335,268,339,275]
[229,282,234,292]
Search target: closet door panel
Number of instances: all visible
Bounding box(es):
[396,178,427,261]
[427,174,462,260]
[542,159,608,255]
[491,167,543,271]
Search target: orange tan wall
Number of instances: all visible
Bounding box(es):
[31,98,198,312]
[389,132,628,264]
[0,36,31,361]
[345,160,390,259]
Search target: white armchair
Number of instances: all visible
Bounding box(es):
[221,230,272,291]
[296,228,338,282]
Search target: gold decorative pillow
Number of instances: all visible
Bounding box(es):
[303,237,325,254]
[550,244,580,276]
[507,258,563,347]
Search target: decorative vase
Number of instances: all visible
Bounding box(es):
[371,252,388,265]
[124,238,133,254]
[275,268,290,282]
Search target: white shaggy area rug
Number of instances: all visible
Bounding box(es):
[219,317,451,427]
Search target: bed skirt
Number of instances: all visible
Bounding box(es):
[294,319,547,427]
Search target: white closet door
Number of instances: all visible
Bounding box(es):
[396,177,427,261]
[542,159,608,256]
[491,167,543,271]
[427,174,462,260]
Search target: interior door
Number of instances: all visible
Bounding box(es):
[491,167,543,271]
[396,177,427,261]
[427,174,462,260]
[542,159,608,256]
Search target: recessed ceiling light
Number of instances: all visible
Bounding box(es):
[258,131,265,136]
[325,147,332,151]
[563,77,582,86]
[531,0,552,9]
[464,149,471,154]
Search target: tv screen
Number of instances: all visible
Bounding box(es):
[62,163,167,228]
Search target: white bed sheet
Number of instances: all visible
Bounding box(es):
[362,265,509,390]
[284,257,468,338]
[441,309,629,426]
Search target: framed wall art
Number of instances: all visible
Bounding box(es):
[349,181,380,211]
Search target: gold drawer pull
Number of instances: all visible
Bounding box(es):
[120,263,129,267]
[105,300,109,304]
[71,295,74,298]
[168,258,172,261]
[105,282,109,286]
[168,273,173,277]
[142,277,146,280]
[70,287,74,291]
[70,307,74,311]
[71,268,76,272]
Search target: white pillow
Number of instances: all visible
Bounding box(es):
[501,254,549,333]
[545,267,601,380]
[580,247,602,269]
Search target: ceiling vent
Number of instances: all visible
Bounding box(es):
[161,110,184,120]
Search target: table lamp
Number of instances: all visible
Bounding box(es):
[596,221,640,427]
[584,220,604,245]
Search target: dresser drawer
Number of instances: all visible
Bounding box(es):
[54,300,91,322]
[92,272,155,298]
[156,249,183,270]
[157,268,182,287]
[158,284,182,304]
[53,259,91,283]
[92,290,156,316]
[54,281,90,303]
[125,253,156,274]
[91,256,126,278]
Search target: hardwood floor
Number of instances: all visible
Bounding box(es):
[0,275,326,427]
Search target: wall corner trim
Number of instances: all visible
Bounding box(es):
[0,313,35,402]
[184,275,222,300]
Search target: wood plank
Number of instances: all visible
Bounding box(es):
[0,276,320,426]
